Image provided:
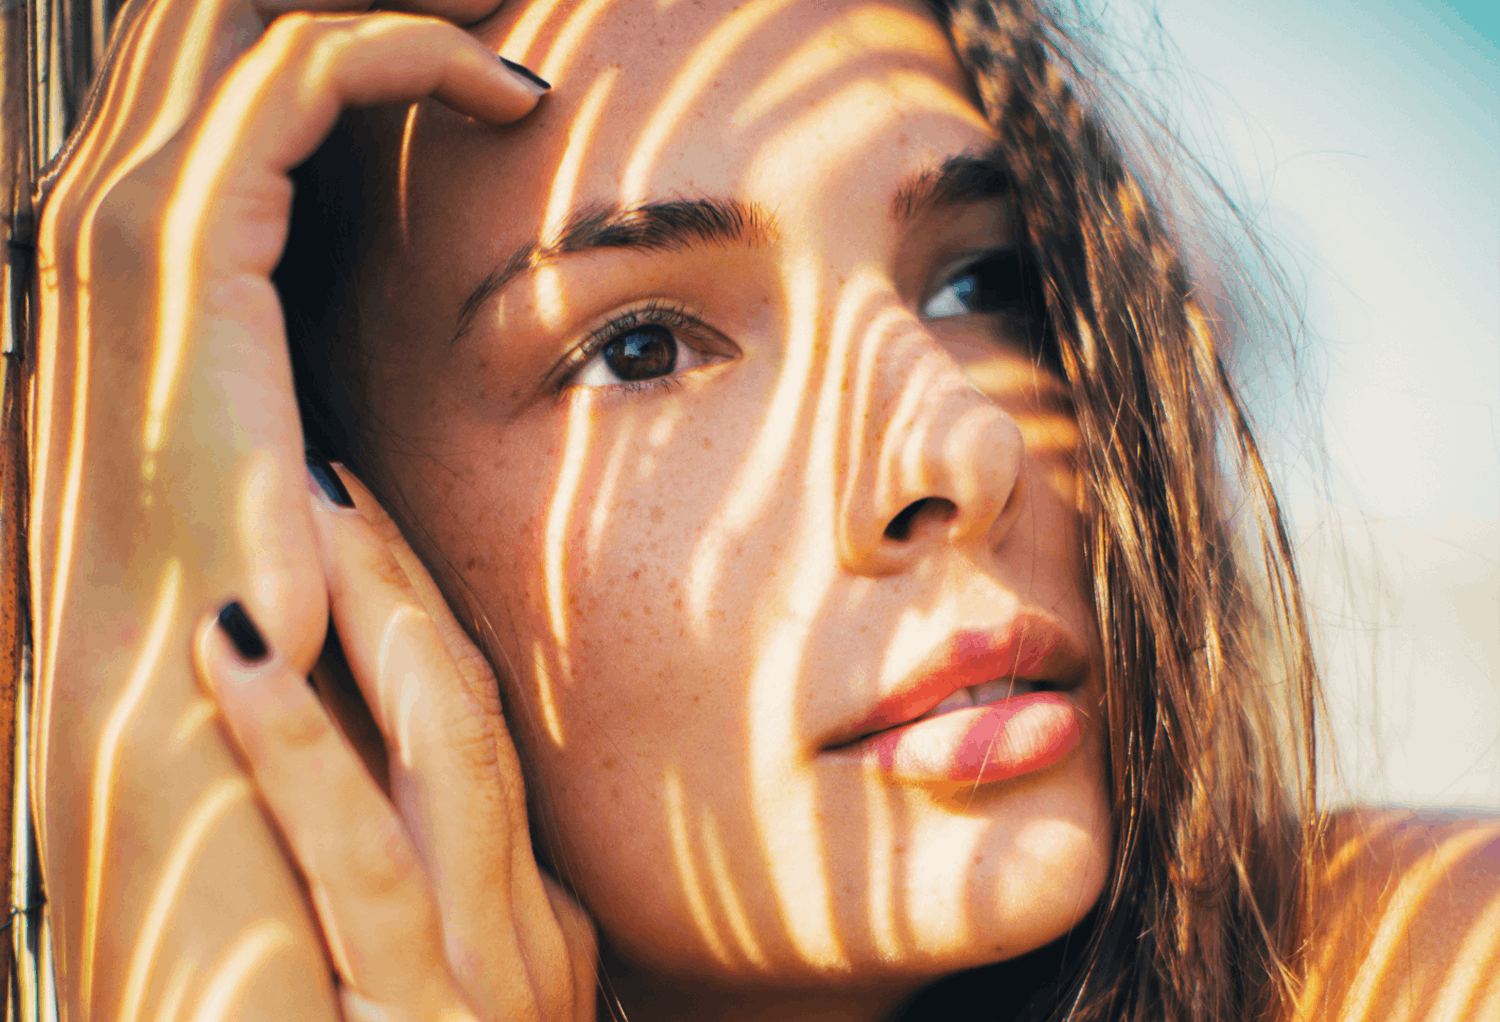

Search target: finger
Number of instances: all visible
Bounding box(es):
[197,599,476,1016]
[136,10,543,288]
[218,11,544,170]
[308,467,577,1016]
[378,0,507,21]
[45,0,367,206]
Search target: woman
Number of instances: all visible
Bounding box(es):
[23,0,1498,1020]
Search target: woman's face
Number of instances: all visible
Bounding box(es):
[355,0,1111,1005]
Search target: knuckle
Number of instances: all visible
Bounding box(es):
[344,814,422,900]
[263,8,321,41]
[262,691,336,754]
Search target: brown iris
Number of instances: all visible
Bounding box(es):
[603,326,677,382]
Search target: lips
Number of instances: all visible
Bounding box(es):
[823,610,1089,784]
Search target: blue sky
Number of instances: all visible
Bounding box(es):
[1130,0,1498,804]
[1141,0,1498,525]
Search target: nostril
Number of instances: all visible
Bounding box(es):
[884,497,958,541]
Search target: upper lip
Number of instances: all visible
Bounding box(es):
[823,608,1090,749]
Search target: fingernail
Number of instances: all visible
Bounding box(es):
[500,56,550,93]
[218,601,270,664]
[306,448,355,509]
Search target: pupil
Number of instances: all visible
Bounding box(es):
[969,251,1028,311]
[603,326,677,382]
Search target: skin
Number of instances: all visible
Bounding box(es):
[26,0,1498,1020]
[350,0,1111,1015]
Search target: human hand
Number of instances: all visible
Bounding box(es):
[198,467,597,1021]
[29,2,550,1017]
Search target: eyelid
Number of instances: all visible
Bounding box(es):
[547,299,737,393]
[920,248,1006,319]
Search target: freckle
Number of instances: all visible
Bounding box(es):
[702,436,714,451]
[602,756,617,770]
[649,505,665,524]
[972,853,985,866]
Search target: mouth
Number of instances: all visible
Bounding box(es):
[822,613,1089,784]
[909,676,1063,720]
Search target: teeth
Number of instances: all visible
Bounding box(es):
[918,680,1037,722]
[928,688,974,717]
[970,679,1035,707]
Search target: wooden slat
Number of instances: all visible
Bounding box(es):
[0,0,35,1009]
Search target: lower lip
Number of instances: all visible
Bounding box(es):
[852,692,1081,784]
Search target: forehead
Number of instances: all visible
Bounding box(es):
[387,0,994,260]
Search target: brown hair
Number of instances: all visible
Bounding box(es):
[276,2,1326,1019]
[906,1,1323,1019]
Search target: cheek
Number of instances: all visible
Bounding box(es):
[462,401,760,743]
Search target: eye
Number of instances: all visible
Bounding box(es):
[921,249,1044,322]
[567,304,732,392]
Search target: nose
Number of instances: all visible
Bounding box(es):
[836,316,1026,576]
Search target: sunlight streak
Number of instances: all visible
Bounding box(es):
[531,640,566,747]
[168,699,217,754]
[375,604,426,768]
[531,265,570,333]
[634,401,685,482]
[585,420,636,566]
[145,40,288,472]
[151,957,195,1022]
[535,0,613,84]
[619,0,799,204]
[183,921,291,1022]
[747,564,847,968]
[685,251,821,629]
[32,0,180,526]
[542,389,598,677]
[80,558,182,1015]
[700,810,768,968]
[396,104,420,246]
[664,769,731,964]
[117,778,253,1022]
[811,269,885,558]
[500,0,571,65]
[541,68,619,243]
[33,0,215,850]
[732,7,944,128]
[861,776,903,958]
[1426,886,1500,1022]
[1339,825,1498,1022]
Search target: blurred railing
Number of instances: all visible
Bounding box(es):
[2,2,121,1019]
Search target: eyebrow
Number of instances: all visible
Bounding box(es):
[453,153,1013,343]
[891,152,1013,221]
[452,197,777,343]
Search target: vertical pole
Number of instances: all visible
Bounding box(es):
[1,0,37,1015]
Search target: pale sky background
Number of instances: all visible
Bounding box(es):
[1128,0,1498,806]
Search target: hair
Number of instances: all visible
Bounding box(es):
[275,1,1326,1020]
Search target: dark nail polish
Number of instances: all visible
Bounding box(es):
[218,601,270,664]
[306,448,355,508]
[500,56,551,92]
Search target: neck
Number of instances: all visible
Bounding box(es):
[598,925,1085,1022]
[599,950,917,1022]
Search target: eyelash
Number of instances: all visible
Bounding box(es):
[556,299,708,396]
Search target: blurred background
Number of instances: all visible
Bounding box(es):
[1125,0,1497,807]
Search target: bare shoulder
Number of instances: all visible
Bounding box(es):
[1296,806,1500,1022]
